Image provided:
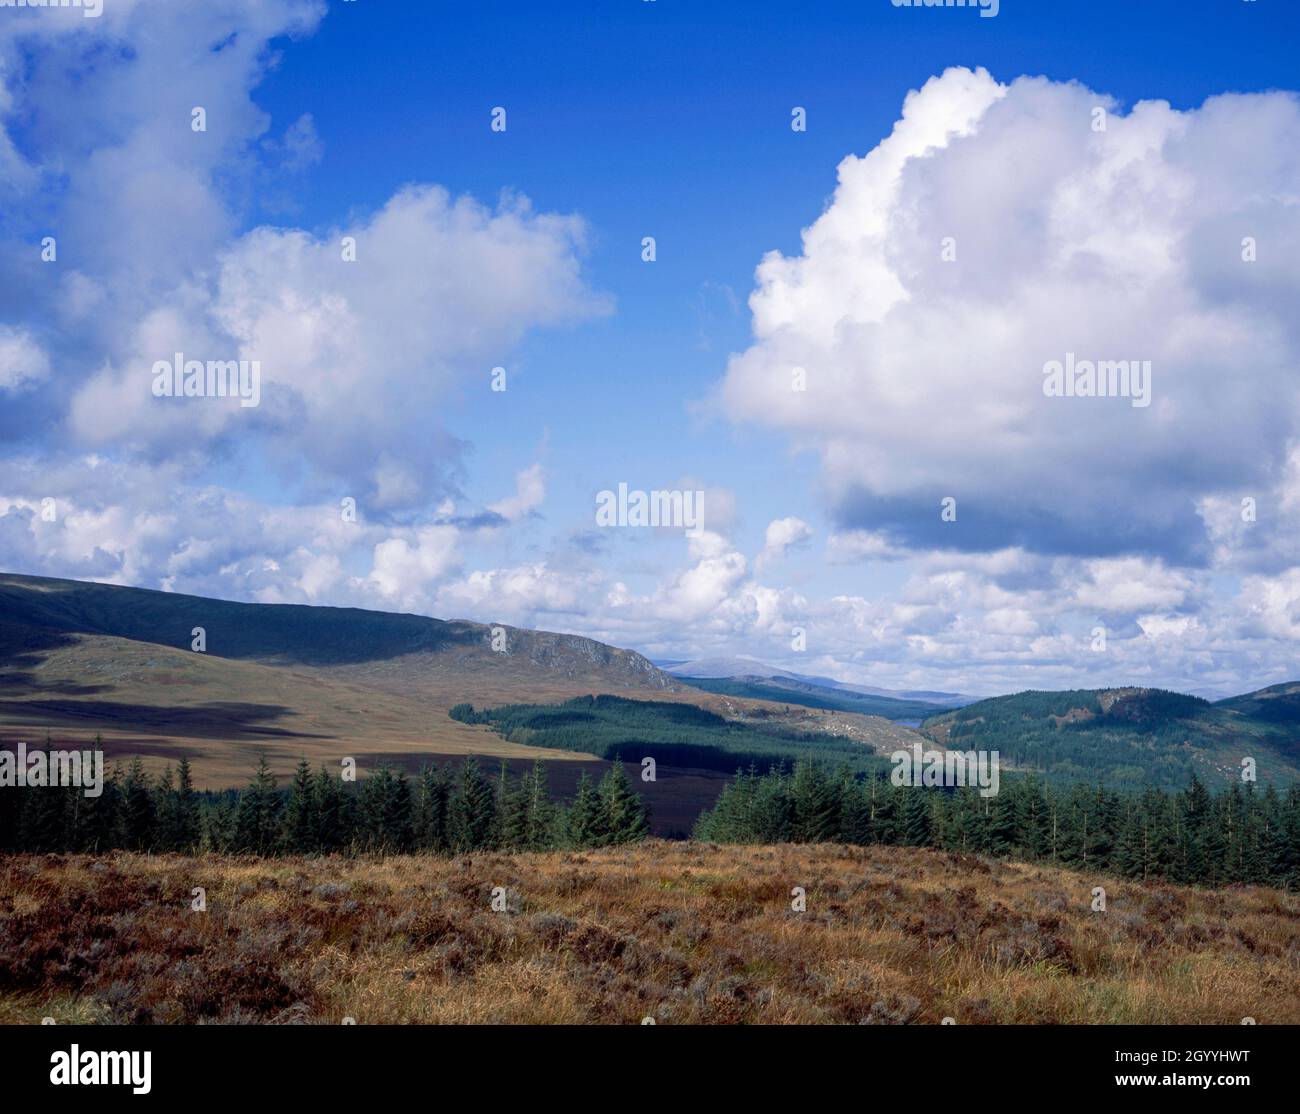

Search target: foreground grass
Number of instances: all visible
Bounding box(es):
[1,842,1296,1024]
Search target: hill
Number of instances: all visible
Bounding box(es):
[4,842,1296,1024]
[0,573,920,814]
[922,686,1300,789]
[0,572,684,784]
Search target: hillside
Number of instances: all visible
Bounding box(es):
[0,572,675,684]
[0,573,920,808]
[4,843,1296,1025]
[0,572,683,784]
[922,686,1300,789]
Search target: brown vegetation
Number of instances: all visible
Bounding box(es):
[2,841,1296,1025]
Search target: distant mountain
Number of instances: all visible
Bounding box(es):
[662,657,973,706]
[921,686,1300,789]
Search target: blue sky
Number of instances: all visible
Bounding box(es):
[2,0,1299,697]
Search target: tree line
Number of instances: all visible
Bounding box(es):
[6,740,1299,891]
[695,759,1300,890]
[0,745,648,855]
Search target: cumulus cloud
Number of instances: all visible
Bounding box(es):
[63,186,606,512]
[719,67,1300,564]
[757,516,812,570]
[1,1,606,521]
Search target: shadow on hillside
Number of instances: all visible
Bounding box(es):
[0,698,329,739]
[0,577,481,666]
[0,670,112,696]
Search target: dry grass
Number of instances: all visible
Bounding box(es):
[1,842,1296,1025]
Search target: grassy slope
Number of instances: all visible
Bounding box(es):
[2,843,1295,1025]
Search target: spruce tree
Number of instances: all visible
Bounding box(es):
[233,754,280,854]
[837,769,870,845]
[448,757,496,851]
[414,764,451,852]
[18,741,66,852]
[121,756,156,850]
[791,757,839,843]
[204,793,237,852]
[154,765,179,851]
[174,756,200,851]
[282,758,318,852]
[521,760,557,850]
[313,765,348,852]
[566,770,606,847]
[901,787,932,846]
[598,760,648,845]
[494,761,528,850]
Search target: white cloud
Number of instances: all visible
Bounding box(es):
[757,516,812,569]
[719,67,1300,563]
[0,327,49,390]
[65,187,607,511]
[489,463,547,522]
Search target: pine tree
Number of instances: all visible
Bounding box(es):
[939,788,982,852]
[494,761,528,850]
[867,775,899,845]
[414,764,451,852]
[837,768,870,845]
[791,757,839,842]
[901,787,931,846]
[1178,771,1211,883]
[154,765,180,851]
[448,757,496,851]
[233,754,280,854]
[205,793,237,852]
[83,762,123,853]
[1014,777,1051,859]
[121,756,156,850]
[986,791,1017,856]
[282,758,318,852]
[599,760,648,845]
[174,756,200,851]
[521,760,557,850]
[18,741,66,852]
[1115,807,1147,880]
[566,771,606,847]
[358,764,413,851]
[313,765,348,852]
